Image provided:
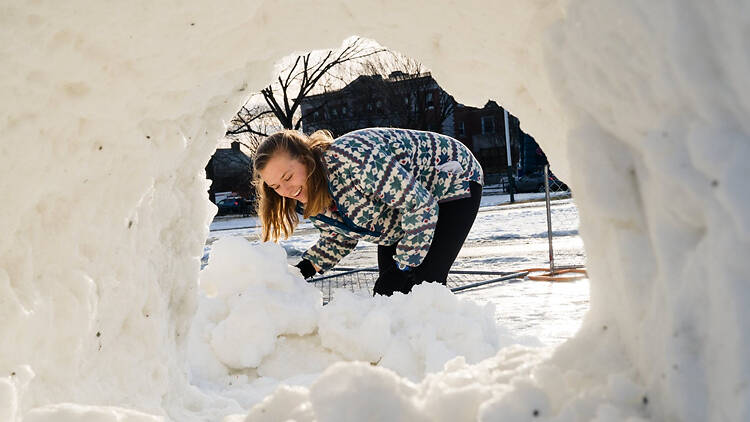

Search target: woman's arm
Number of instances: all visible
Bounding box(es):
[301,228,358,273]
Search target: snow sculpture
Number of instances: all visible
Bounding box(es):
[0,0,747,420]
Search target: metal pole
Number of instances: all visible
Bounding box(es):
[544,164,555,272]
[450,271,529,293]
[503,109,515,203]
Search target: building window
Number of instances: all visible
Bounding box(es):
[426,92,434,109]
[367,103,373,111]
[458,121,465,136]
[481,116,495,134]
[313,111,319,120]
[404,96,409,105]
[342,106,347,115]
[332,108,337,117]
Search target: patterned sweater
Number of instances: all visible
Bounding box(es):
[301,128,483,272]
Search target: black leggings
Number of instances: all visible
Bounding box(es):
[377,181,482,287]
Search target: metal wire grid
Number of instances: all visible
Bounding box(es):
[544,165,587,270]
[548,200,586,269]
[309,267,526,304]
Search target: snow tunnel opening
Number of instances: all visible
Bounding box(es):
[194,37,590,398]
[211,34,588,287]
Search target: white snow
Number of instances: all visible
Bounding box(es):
[1,0,748,421]
[196,239,322,370]
[188,237,518,404]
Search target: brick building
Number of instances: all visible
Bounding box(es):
[453,100,547,181]
[300,71,456,138]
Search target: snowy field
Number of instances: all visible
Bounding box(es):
[205,195,589,347]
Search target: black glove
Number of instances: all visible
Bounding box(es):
[373,264,420,296]
[295,259,317,279]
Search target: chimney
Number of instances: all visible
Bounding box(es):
[231,141,240,152]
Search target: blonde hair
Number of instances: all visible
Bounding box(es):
[253,129,334,242]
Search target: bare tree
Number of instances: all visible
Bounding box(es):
[225,99,283,154]
[226,37,385,142]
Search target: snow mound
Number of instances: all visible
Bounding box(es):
[198,238,322,369]
[188,239,512,392]
[319,285,506,380]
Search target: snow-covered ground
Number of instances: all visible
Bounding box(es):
[205,196,588,347]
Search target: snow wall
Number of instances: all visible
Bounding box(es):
[1,0,748,421]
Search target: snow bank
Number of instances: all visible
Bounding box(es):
[188,238,509,392]
[1,0,748,421]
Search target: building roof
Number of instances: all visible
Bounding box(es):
[303,72,436,101]
[210,142,252,177]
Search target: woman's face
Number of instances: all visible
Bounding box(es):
[258,152,310,203]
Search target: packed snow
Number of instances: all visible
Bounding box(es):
[1,0,748,421]
[191,237,517,385]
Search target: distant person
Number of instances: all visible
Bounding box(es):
[253,128,483,296]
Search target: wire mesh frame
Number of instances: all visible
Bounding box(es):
[543,165,587,271]
[308,267,527,304]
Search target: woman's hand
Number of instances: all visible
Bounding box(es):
[373,264,420,296]
[294,259,318,279]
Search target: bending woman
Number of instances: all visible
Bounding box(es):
[254,128,484,296]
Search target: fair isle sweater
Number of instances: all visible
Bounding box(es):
[301,128,483,273]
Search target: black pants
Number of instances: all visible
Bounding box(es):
[375,181,482,295]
